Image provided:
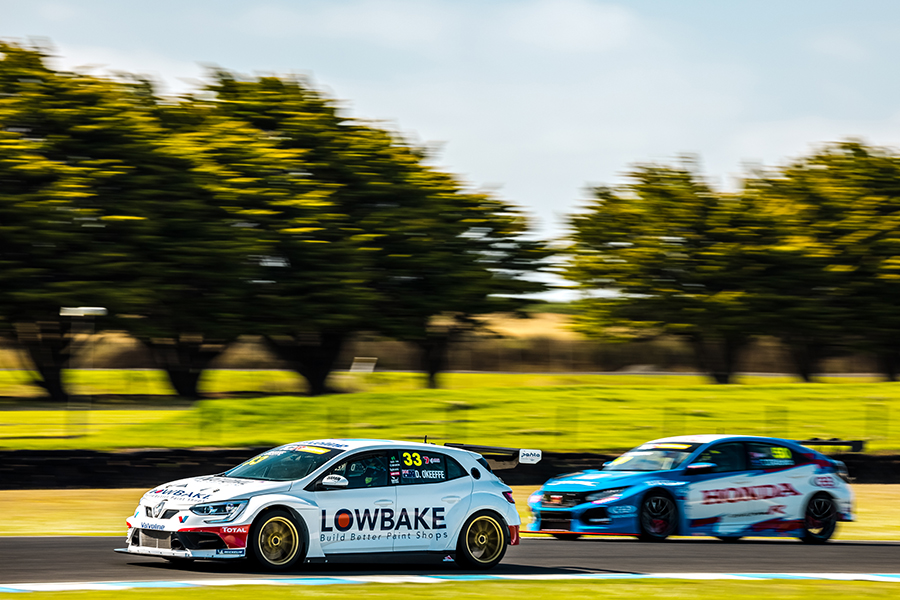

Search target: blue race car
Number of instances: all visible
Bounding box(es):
[526,435,853,543]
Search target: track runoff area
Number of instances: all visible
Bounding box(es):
[1,536,899,592]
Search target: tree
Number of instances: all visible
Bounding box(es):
[754,141,900,380]
[566,160,769,383]
[207,72,550,390]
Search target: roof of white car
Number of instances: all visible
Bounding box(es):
[283,438,472,454]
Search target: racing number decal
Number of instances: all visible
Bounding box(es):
[771,447,791,460]
[402,452,423,467]
[242,455,269,467]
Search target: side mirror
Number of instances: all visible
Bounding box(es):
[319,474,349,490]
[602,461,612,468]
[685,462,717,475]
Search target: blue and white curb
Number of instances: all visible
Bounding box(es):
[2,573,900,592]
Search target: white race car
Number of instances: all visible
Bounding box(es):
[119,439,540,570]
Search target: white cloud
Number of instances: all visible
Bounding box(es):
[805,32,868,61]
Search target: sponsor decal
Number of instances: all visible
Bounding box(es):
[215,548,245,555]
[178,515,188,523]
[284,445,330,454]
[750,518,804,533]
[519,449,541,464]
[592,495,621,504]
[319,507,446,542]
[134,508,140,518]
[423,456,440,464]
[179,525,249,548]
[150,488,212,501]
[141,522,166,530]
[608,505,636,515]
[701,483,800,505]
[768,504,786,515]
[814,476,836,488]
[305,440,349,449]
[645,480,687,487]
[549,494,563,505]
[402,469,445,480]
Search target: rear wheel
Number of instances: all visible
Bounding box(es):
[802,493,837,544]
[551,533,582,541]
[638,491,678,542]
[249,509,307,570]
[456,511,508,569]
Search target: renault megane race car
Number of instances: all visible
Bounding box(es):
[526,435,852,543]
[119,439,540,570]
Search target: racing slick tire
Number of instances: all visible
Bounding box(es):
[249,509,307,570]
[456,510,509,570]
[638,491,678,542]
[551,533,582,541]
[801,493,838,544]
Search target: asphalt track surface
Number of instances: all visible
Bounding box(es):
[3,536,899,584]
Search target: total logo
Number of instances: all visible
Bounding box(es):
[701,483,800,505]
[321,507,446,533]
[221,526,249,534]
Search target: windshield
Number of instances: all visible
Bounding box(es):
[223,444,344,481]
[603,442,701,472]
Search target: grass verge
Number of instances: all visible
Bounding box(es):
[2,376,899,452]
[2,485,897,540]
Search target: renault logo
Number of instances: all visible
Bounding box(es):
[152,501,166,519]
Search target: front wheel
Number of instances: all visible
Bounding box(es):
[802,493,838,544]
[638,491,678,542]
[249,509,307,570]
[456,511,509,569]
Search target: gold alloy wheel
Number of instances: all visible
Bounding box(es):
[257,515,299,566]
[465,515,504,564]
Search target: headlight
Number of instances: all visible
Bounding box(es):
[528,492,543,505]
[586,487,628,503]
[190,500,248,523]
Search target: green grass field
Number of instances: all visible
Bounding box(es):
[1,371,898,452]
[3,579,900,599]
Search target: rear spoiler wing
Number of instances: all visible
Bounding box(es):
[444,443,542,470]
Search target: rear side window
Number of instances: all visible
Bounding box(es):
[747,443,796,469]
[392,450,465,485]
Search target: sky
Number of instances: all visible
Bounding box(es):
[3,0,900,244]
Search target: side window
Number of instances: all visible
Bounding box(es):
[395,450,462,485]
[328,451,390,489]
[695,442,747,473]
[747,443,796,469]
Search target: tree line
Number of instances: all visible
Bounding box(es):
[566,146,900,383]
[0,41,549,401]
[4,40,900,400]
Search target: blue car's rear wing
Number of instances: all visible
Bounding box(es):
[444,443,542,470]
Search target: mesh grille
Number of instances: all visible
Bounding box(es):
[542,492,588,508]
[138,529,172,549]
[539,510,573,531]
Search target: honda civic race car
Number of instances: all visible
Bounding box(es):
[119,439,540,570]
[526,435,852,543]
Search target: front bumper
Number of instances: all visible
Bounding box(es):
[527,501,639,536]
[122,524,249,559]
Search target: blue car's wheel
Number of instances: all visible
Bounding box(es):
[638,491,678,542]
[802,493,837,544]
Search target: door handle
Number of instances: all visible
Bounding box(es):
[374,499,393,507]
[442,496,460,504]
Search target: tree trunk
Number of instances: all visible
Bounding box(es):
[783,335,823,383]
[876,346,900,382]
[266,332,346,396]
[149,337,224,400]
[689,333,745,384]
[418,334,450,389]
[14,321,71,403]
